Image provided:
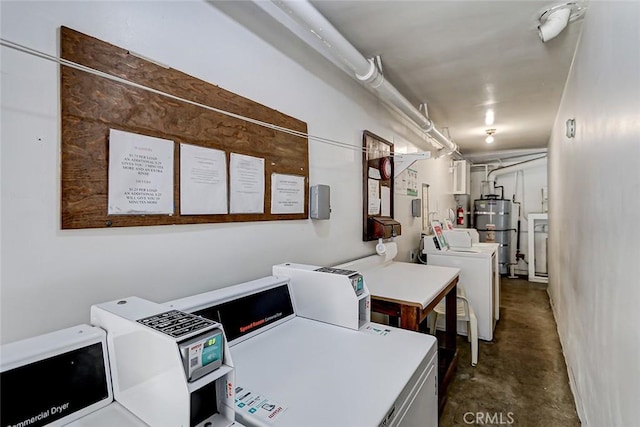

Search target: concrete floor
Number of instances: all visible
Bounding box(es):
[439,277,580,426]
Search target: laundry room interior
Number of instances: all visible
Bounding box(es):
[1,1,638,427]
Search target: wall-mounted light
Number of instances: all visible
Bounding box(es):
[485,129,496,144]
[538,2,587,43]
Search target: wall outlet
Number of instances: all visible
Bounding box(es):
[410,250,416,261]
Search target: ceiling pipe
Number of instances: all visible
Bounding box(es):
[252,0,457,155]
[487,156,547,180]
[465,148,547,164]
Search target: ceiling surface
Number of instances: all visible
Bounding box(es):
[309,1,584,155]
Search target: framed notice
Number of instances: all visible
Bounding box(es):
[60,27,309,229]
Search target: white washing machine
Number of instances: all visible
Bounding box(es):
[424,242,500,341]
[168,275,439,427]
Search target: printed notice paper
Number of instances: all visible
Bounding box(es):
[180,144,227,215]
[395,170,408,195]
[368,178,380,215]
[368,167,381,180]
[230,153,265,214]
[381,185,391,216]
[271,174,304,214]
[108,129,174,215]
[407,168,418,196]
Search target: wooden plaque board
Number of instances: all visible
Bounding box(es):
[362,130,397,241]
[60,27,309,229]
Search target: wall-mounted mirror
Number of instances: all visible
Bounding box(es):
[362,130,401,241]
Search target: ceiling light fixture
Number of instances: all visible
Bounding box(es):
[538,2,587,43]
[485,129,496,144]
[485,110,494,126]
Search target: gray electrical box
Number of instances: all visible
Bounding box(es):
[411,199,421,217]
[310,185,331,220]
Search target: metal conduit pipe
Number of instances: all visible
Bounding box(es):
[487,156,548,180]
[253,0,457,153]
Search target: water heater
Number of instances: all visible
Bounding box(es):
[474,197,511,274]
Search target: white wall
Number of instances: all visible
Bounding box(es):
[547,2,640,426]
[470,159,548,275]
[0,1,456,343]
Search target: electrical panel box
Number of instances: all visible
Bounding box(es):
[310,184,330,219]
[411,199,421,217]
[452,160,471,195]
